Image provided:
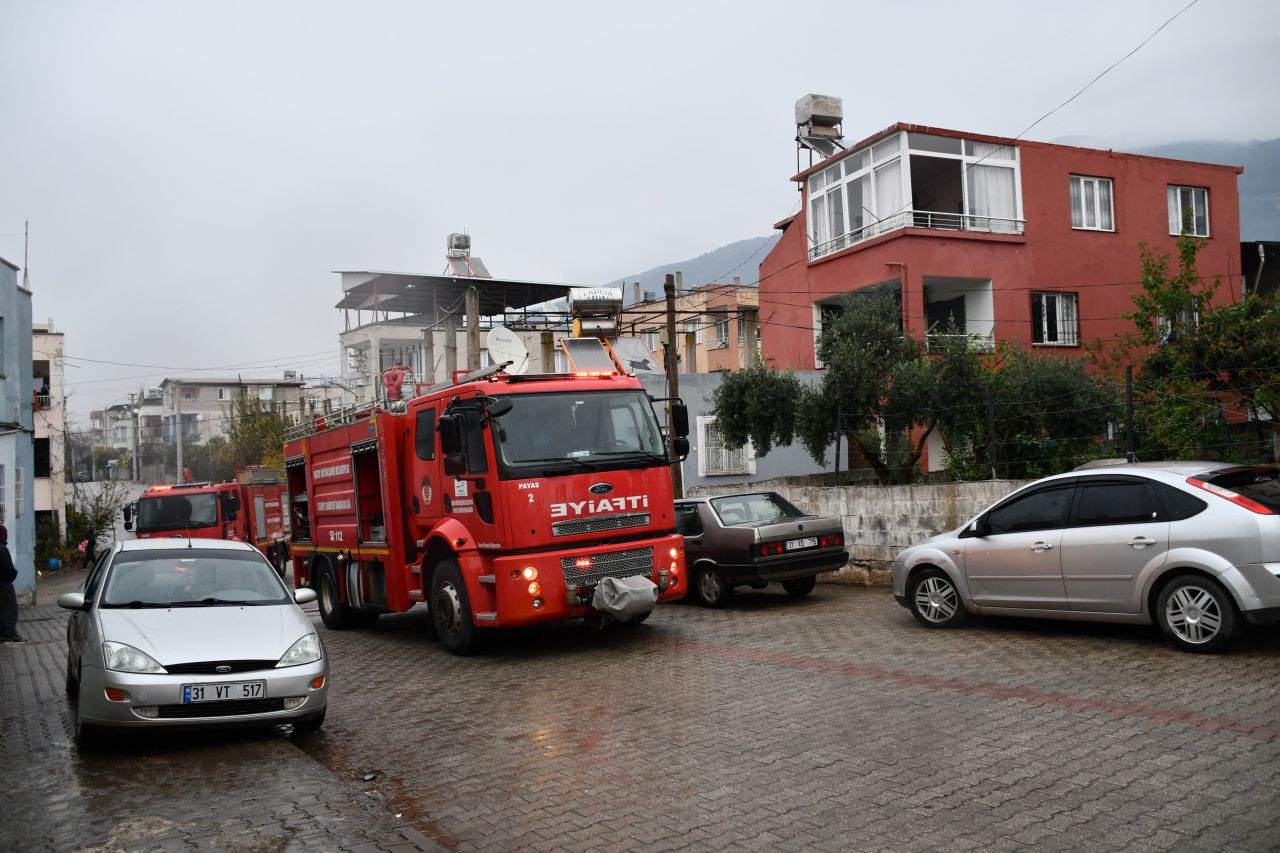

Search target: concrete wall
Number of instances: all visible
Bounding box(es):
[690,477,1032,583]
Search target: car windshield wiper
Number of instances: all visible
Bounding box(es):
[518,456,596,470]
[102,600,173,609]
[169,598,256,607]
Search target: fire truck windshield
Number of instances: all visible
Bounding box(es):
[135,493,220,531]
[492,390,667,476]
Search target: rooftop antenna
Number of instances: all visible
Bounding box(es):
[22,220,29,290]
[795,94,846,176]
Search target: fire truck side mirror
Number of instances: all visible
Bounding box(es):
[673,436,690,460]
[437,414,463,456]
[220,491,241,520]
[122,502,134,531]
[671,403,690,439]
[484,397,513,419]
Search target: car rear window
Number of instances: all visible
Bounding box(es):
[1202,466,1280,513]
[710,493,805,527]
[101,549,290,608]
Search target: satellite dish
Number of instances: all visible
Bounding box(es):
[486,325,529,375]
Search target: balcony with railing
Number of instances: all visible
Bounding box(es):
[808,209,1025,262]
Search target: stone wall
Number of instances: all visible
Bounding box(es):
[689,477,1033,586]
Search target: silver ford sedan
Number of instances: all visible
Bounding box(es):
[892,461,1280,653]
[59,538,328,748]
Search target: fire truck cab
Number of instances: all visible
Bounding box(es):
[283,359,690,654]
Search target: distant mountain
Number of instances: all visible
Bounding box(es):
[605,235,780,303]
[1134,139,1280,241]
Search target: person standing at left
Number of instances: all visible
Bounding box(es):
[0,524,22,643]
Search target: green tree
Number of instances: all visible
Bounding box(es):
[226,393,289,474]
[1122,233,1280,459]
[710,358,801,456]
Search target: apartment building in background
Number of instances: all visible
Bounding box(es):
[158,375,305,445]
[627,280,761,374]
[32,321,65,538]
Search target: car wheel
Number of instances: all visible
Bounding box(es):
[431,559,476,655]
[292,709,326,734]
[316,560,354,630]
[694,565,731,608]
[64,653,79,699]
[907,568,968,628]
[782,576,817,597]
[1156,574,1239,654]
[73,696,100,751]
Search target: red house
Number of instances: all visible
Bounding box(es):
[760,122,1244,369]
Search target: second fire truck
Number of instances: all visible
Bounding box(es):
[283,349,690,654]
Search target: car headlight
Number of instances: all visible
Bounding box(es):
[102,641,165,674]
[276,634,323,668]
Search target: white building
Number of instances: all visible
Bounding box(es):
[32,321,66,537]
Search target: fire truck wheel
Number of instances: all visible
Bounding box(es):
[316,561,355,630]
[273,544,289,579]
[430,559,476,655]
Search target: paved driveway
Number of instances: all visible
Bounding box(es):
[3,578,1278,851]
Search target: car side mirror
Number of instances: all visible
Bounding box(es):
[970,518,989,537]
[57,592,88,611]
[294,588,317,605]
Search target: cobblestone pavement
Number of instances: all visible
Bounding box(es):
[1,568,444,853]
[5,569,1280,852]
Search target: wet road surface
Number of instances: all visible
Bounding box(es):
[4,566,1279,851]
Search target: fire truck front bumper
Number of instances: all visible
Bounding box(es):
[487,534,686,627]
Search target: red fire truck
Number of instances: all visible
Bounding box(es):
[124,467,290,574]
[282,357,690,654]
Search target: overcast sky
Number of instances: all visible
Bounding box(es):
[1,0,1277,422]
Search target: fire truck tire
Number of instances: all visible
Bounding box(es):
[430,559,476,655]
[316,560,356,630]
[272,544,288,579]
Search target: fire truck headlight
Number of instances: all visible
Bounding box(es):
[527,581,541,597]
[522,566,538,581]
[669,547,679,559]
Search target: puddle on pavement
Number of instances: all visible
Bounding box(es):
[299,728,461,851]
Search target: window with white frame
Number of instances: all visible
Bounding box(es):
[684,318,702,345]
[1031,292,1079,346]
[812,302,844,367]
[714,313,729,347]
[257,385,273,402]
[1070,175,1114,231]
[1157,308,1200,343]
[217,387,231,401]
[643,328,659,353]
[696,415,755,477]
[807,131,1022,259]
[1168,185,1208,236]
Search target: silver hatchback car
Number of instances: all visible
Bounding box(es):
[892,461,1280,653]
[60,538,328,747]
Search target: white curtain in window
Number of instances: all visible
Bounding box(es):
[1098,180,1113,230]
[1070,178,1084,227]
[1167,187,1180,234]
[969,141,1015,160]
[810,195,828,247]
[966,165,1016,229]
[874,160,902,232]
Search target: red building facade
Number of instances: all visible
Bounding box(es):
[759,123,1244,369]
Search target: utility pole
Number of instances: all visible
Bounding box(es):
[664,274,684,498]
[422,324,435,386]
[175,385,184,482]
[444,312,458,379]
[834,411,843,475]
[465,285,481,371]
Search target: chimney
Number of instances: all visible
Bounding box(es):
[633,281,641,304]
[733,276,741,287]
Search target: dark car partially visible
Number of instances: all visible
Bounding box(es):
[676,492,848,607]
